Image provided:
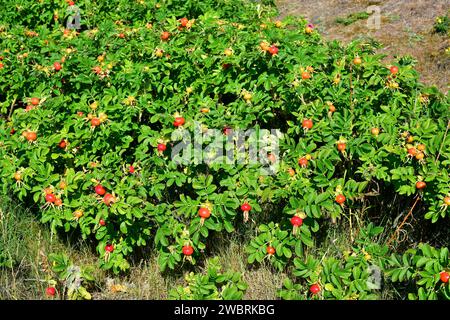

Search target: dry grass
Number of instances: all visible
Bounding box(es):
[0,196,283,300]
[92,258,171,300]
[277,0,449,92]
[215,240,285,300]
[0,197,104,299]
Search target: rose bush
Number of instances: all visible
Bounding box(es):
[0,0,448,299]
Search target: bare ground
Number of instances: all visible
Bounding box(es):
[277,0,449,92]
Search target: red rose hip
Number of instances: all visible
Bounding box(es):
[198,207,211,219]
[290,216,303,227]
[95,185,106,196]
[182,245,194,256]
[46,287,56,296]
[335,194,346,205]
[310,284,320,294]
[241,203,251,212]
[173,117,185,127]
[157,143,167,152]
[440,271,449,283]
[416,181,426,190]
[302,119,313,129]
[45,193,56,203]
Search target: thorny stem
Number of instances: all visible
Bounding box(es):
[387,196,421,247]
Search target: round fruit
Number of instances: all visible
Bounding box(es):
[180,17,189,27]
[298,157,308,167]
[160,31,170,41]
[275,20,282,28]
[26,131,37,141]
[224,48,233,56]
[93,66,102,74]
[329,105,336,113]
[243,93,252,101]
[416,181,426,190]
[53,62,61,71]
[105,244,114,253]
[45,193,56,203]
[241,203,252,212]
[0,63,4,69]
[337,143,346,152]
[301,71,311,80]
[288,168,295,176]
[118,33,125,39]
[198,207,211,219]
[182,245,194,256]
[407,148,417,156]
[223,127,232,135]
[46,287,56,296]
[54,198,63,206]
[417,144,426,151]
[440,271,450,283]
[266,246,276,255]
[415,152,424,160]
[129,165,135,173]
[157,143,167,152]
[73,210,83,218]
[390,66,399,74]
[30,97,40,105]
[268,45,279,56]
[58,140,67,148]
[174,117,185,127]
[310,284,321,294]
[14,172,22,181]
[91,118,101,127]
[291,216,303,227]
[99,112,108,122]
[260,41,269,51]
[302,119,313,129]
[444,197,450,206]
[267,153,276,163]
[99,219,106,226]
[335,194,346,205]
[371,127,380,136]
[103,193,115,206]
[353,57,362,65]
[95,185,106,196]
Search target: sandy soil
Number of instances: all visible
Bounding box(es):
[277,0,449,92]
